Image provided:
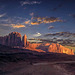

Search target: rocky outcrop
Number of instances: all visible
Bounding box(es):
[29,43,41,49]
[31,43,74,55]
[22,34,27,47]
[0,32,21,46]
[9,32,21,46]
[0,32,28,47]
[48,43,74,55]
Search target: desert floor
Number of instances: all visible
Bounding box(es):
[0,61,75,75]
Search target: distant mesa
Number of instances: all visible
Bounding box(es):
[0,32,74,55]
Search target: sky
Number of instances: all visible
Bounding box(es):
[0,0,75,39]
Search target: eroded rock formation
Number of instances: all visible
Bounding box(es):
[48,43,74,55]
[0,32,74,55]
[0,32,27,47]
[29,43,74,55]
[22,34,27,47]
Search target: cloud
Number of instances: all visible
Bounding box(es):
[0,23,26,29]
[24,17,63,25]
[25,20,30,24]
[44,32,75,37]
[0,19,9,22]
[69,14,75,18]
[11,24,25,28]
[0,13,6,18]
[33,32,42,37]
[30,12,34,16]
[30,17,63,25]
[0,23,12,30]
[31,21,42,25]
[20,1,41,6]
[0,25,11,30]
[0,24,10,26]
[48,26,54,29]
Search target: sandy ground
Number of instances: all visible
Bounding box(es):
[0,61,75,75]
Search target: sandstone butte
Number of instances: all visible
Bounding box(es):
[0,32,74,55]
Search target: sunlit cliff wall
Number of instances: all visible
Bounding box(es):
[48,43,74,55]
[29,43,74,55]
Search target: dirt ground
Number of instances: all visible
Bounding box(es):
[0,61,74,75]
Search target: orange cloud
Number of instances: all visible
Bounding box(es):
[24,16,63,25]
[34,17,43,21]
[31,21,42,25]
[31,17,63,25]
[25,20,30,24]
[11,24,25,28]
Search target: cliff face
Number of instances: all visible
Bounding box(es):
[29,43,41,49]
[22,34,27,47]
[48,43,74,55]
[30,43,74,55]
[9,32,22,46]
[0,32,27,47]
[0,32,21,46]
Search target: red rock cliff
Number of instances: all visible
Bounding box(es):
[22,34,27,47]
[48,43,74,55]
[0,32,21,46]
[30,43,74,55]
